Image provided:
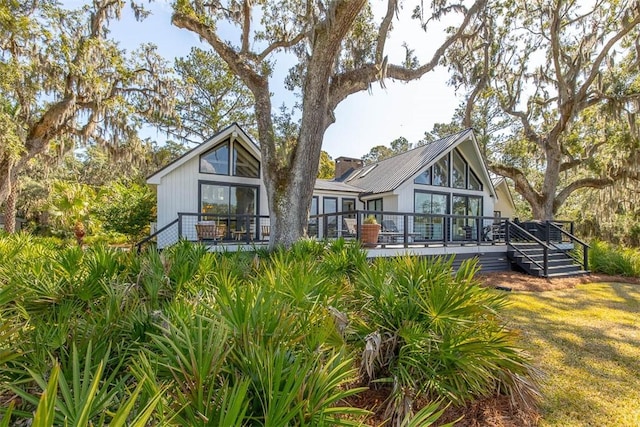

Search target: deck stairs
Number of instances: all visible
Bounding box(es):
[507,244,588,277]
[505,220,590,278]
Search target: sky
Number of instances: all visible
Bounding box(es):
[67,0,463,160]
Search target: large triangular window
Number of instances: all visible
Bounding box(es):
[200,138,260,178]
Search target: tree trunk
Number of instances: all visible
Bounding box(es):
[2,179,17,233]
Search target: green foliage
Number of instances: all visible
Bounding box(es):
[96,181,156,242]
[318,150,335,179]
[0,235,539,426]
[48,180,95,238]
[589,240,640,277]
[0,0,176,224]
[355,256,540,424]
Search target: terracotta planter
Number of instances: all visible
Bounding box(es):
[360,223,381,247]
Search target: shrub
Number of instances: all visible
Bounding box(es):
[96,181,156,242]
[589,240,640,277]
[354,255,540,425]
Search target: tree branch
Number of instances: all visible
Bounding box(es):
[375,0,397,63]
[172,12,265,91]
[328,0,486,113]
[554,176,617,211]
[489,162,542,208]
[241,0,251,54]
[257,32,306,62]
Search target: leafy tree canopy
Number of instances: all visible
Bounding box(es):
[172,0,487,247]
[448,0,640,220]
[0,0,176,231]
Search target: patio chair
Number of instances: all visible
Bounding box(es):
[381,219,399,233]
[195,221,218,241]
[343,218,357,237]
[261,225,270,240]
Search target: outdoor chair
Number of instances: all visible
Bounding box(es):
[195,221,218,241]
[381,219,399,232]
[261,225,270,240]
[342,218,357,237]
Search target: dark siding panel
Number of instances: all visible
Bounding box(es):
[422,253,511,273]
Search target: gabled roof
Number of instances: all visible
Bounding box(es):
[491,176,515,206]
[147,123,258,185]
[339,128,495,196]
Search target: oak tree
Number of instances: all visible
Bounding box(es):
[0,0,175,232]
[450,0,640,220]
[172,0,486,247]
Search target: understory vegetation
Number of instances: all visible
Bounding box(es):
[0,235,538,426]
[588,240,640,277]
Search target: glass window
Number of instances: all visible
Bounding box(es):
[233,143,260,178]
[414,168,431,185]
[452,150,466,189]
[469,170,482,190]
[367,198,383,223]
[342,198,356,218]
[432,155,449,187]
[201,184,230,215]
[452,194,482,241]
[200,181,257,232]
[323,197,338,237]
[308,196,319,237]
[414,192,448,240]
[200,142,229,175]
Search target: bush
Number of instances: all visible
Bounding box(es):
[96,181,156,242]
[354,256,540,424]
[0,236,537,426]
[589,240,640,277]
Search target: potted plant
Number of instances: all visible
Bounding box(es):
[361,215,381,247]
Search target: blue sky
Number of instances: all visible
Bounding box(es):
[67,0,462,159]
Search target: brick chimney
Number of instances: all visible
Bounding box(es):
[334,156,363,180]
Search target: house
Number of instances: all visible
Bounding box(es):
[144,123,589,276]
[147,122,511,246]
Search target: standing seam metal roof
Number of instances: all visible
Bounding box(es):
[340,129,473,195]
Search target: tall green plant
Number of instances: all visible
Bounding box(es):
[355,256,540,425]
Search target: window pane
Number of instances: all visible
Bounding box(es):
[432,155,449,186]
[469,170,482,190]
[200,142,229,175]
[309,196,319,237]
[231,186,257,215]
[414,168,431,184]
[201,184,229,215]
[452,150,466,188]
[233,143,260,177]
[342,198,355,218]
[415,192,430,214]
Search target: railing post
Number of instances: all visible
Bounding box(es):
[584,246,589,271]
[443,216,448,246]
[476,217,481,244]
[505,221,510,245]
[543,246,549,277]
[178,213,183,239]
[403,214,409,247]
[356,211,361,240]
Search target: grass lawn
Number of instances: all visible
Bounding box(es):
[501,282,640,426]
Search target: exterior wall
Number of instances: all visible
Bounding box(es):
[311,191,364,214]
[155,143,267,246]
[494,183,515,219]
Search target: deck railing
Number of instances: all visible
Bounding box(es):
[309,210,509,247]
[137,210,580,253]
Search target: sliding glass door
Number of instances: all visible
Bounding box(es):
[414,192,449,240]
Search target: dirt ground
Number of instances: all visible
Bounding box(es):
[477,270,640,292]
